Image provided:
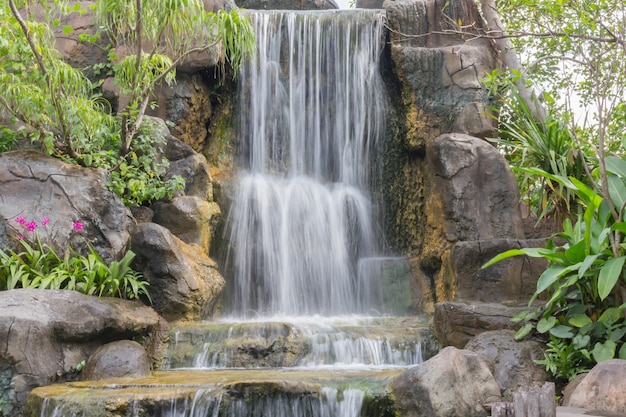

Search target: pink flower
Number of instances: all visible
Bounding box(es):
[41,217,50,226]
[26,221,37,232]
[18,234,24,240]
[73,221,84,232]
[15,216,25,225]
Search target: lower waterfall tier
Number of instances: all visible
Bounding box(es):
[25,368,404,417]
[165,316,436,369]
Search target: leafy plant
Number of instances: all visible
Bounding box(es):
[0,216,150,301]
[484,73,592,223]
[1,0,255,206]
[483,157,626,381]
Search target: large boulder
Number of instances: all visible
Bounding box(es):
[465,330,551,401]
[562,359,626,414]
[130,223,225,322]
[441,238,547,304]
[389,346,501,417]
[80,340,151,381]
[411,134,526,310]
[433,301,528,348]
[0,289,165,416]
[0,151,134,263]
[235,0,339,9]
[152,196,221,254]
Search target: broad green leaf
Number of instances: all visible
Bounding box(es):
[570,177,602,207]
[579,254,600,278]
[608,175,626,212]
[619,343,626,360]
[536,263,581,294]
[573,334,591,350]
[514,323,533,340]
[549,325,575,338]
[592,340,616,363]
[569,314,593,328]
[611,222,626,234]
[598,307,624,325]
[564,240,586,263]
[606,156,626,178]
[598,256,626,300]
[481,248,552,269]
[609,327,626,343]
[537,316,558,333]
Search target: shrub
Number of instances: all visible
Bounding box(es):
[0,216,150,302]
[483,160,626,382]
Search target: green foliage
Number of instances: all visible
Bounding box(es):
[485,78,593,222]
[483,159,626,381]
[495,0,626,155]
[1,0,255,206]
[0,231,150,302]
[107,121,185,206]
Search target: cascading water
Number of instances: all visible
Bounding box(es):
[226,9,386,317]
[30,10,435,417]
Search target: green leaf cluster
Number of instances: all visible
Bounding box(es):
[0,234,150,302]
[1,1,255,206]
[485,80,592,222]
[483,159,626,381]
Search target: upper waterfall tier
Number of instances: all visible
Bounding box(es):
[225,10,388,318]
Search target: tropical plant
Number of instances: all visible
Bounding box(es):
[482,157,626,381]
[0,216,150,301]
[1,0,255,205]
[92,0,255,155]
[484,77,593,223]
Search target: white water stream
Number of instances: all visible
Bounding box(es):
[225,9,386,317]
[37,10,430,417]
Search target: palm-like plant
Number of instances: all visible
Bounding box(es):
[489,88,592,223]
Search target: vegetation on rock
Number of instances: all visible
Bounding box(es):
[0,0,254,206]
[482,0,626,382]
[0,216,150,301]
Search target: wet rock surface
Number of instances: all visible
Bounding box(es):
[0,289,165,417]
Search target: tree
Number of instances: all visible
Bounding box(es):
[479,0,626,380]
[487,0,626,214]
[0,0,255,205]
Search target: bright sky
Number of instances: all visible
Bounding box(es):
[335,0,351,8]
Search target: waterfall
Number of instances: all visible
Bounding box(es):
[226,10,387,317]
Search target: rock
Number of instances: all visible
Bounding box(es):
[203,0,238,12]
[562,359,626,414]
[357,0,385,7]
[0,151,134,263]
[130,223,225,322]
[80,340,151,381]
[166,153,215,201]
[443,238,548,303]
[427,134,525,242]
[32,2,110,80]
[235,0,339,9]
[152,196,221,254]
[0,289,164,416]
[433,301,529,348]
[465,330,550,401]
[409,135,527,308]
[389,346,501,417]
[148,74,213,151]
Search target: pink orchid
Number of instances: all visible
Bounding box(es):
[73,221,84,232]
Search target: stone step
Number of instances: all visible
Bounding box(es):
[165,316,436,369]
[25,368,404,417]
